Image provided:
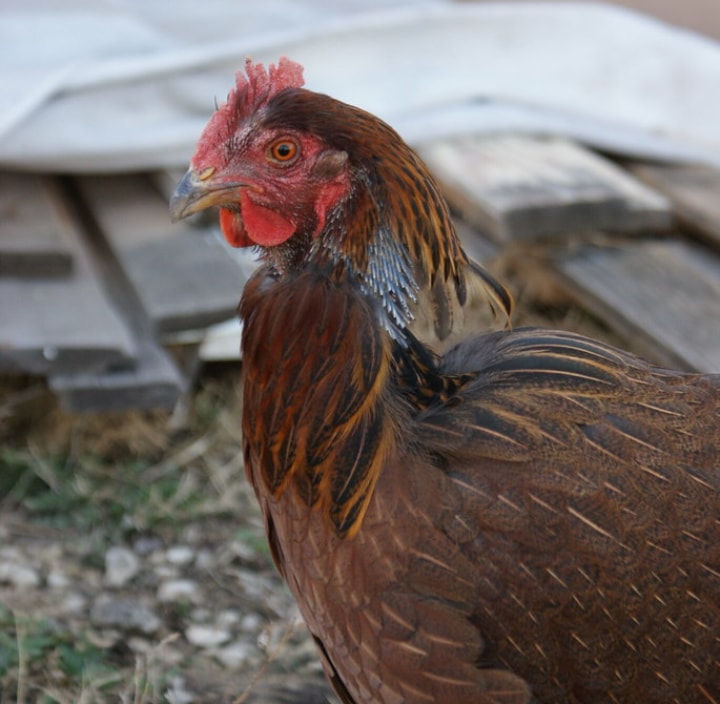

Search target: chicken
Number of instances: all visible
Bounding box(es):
[170,58,720,704]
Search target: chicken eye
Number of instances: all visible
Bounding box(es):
[268,138,299,164]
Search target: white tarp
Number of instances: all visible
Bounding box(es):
[2,0,720,173]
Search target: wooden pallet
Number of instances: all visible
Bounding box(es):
[418,135,672,242]
[0,172,249,411]
[0,176,136,377]
[3,134,720,410]
[629,162,720,249]
[421,135,720,374]
[555,239,720,372]
[0,173,74,278]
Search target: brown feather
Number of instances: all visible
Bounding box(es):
[240,266,399,539]
[173,58,720,704]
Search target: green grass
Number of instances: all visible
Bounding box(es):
[0,605,129,704]
[0,445,199,703]
[0,445,238,544]
[0,378,249,703]
[0,609,109,678]
[0,372,283,703]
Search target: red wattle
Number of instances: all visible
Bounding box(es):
[219,197,296,249]
[220,208,253,248]
[240,192,296,247]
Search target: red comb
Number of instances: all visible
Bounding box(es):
[193,57,305,166]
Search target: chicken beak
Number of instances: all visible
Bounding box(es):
[169,167,244,222]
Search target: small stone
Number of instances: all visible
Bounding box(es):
[234,568,275,601]
[62,592,87,614]
[0,562,40,588]
[105,546,140,587]
[213,639,256,668]
[90,596,161,635]
[185,624,231,648]
[216,610,240,628]
[165,546,195,566]
[153,564,180,579]
[133,535,164,556]
[165,676,194,704]
[157,579,200,603]
[239,613,263,633]
[47,568,70,589]
[195,548,215,570]
[229,539,258,563]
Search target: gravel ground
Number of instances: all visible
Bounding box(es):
[0,370,336,704]
[0,509,332,703]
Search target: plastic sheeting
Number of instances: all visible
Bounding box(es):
[2,0,720,173]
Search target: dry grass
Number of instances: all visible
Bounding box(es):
[0,368,259,704]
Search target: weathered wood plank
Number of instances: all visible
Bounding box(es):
[418,136,672,243]
[629,162,720,249]
[76,174,246,334]
[42,178,189,412]
[554,239,720,373]
[49,340,185,412]
[0,183,136,375]
[0,173,73,277]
